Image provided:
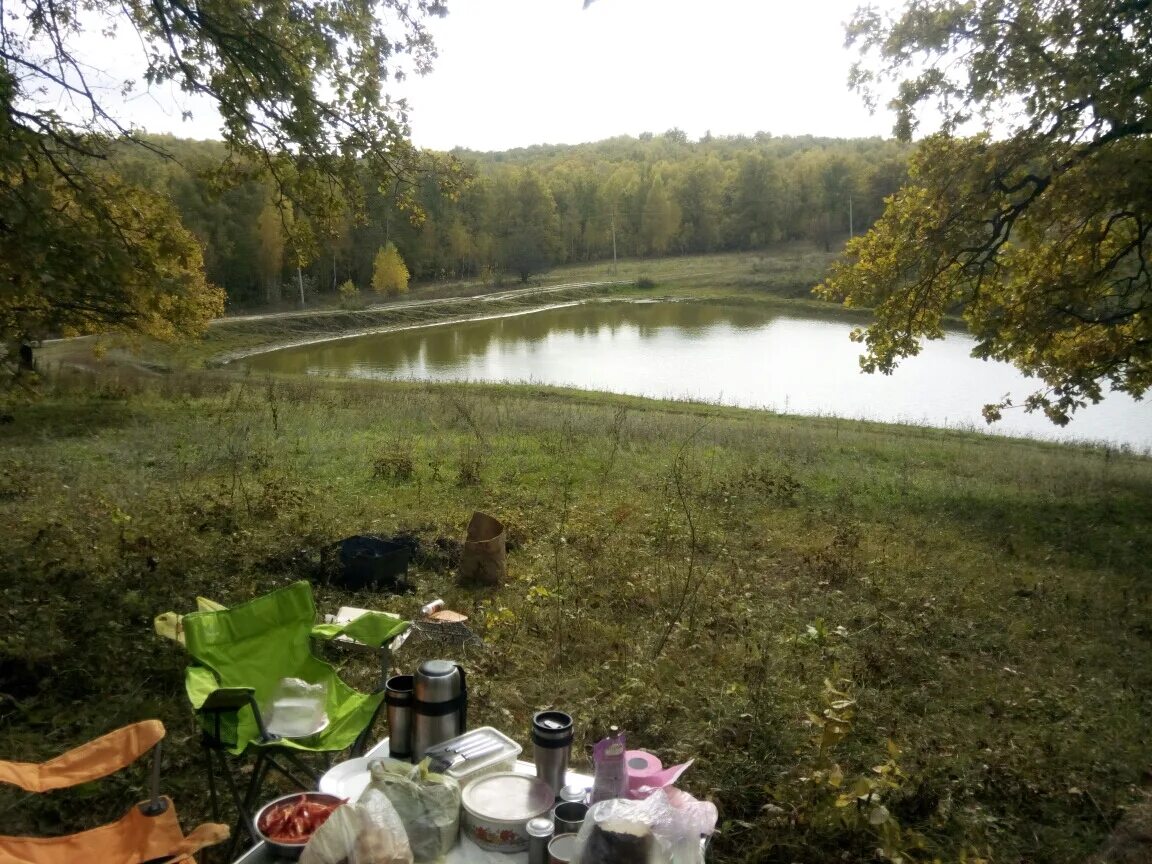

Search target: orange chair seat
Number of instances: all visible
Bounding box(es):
[0,721,227,864]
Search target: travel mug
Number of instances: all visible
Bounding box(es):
[385,674,414,760]
[532,710,573,799]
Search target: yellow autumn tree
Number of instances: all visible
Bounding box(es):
[371,242,410,297]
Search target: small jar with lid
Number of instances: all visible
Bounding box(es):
[526,816,555,864]
[559,784,587,804]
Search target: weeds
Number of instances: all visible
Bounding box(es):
[373,446,416,482]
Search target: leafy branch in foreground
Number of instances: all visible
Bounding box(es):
[0,0,449,349]
[819,0,1151,424]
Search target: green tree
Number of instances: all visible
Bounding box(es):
[494,169,561,283]
[256,197,286,304]
[371,242,410,296]
[0,0,445,349]
[640,173,681,256]
[674,157,725,253]
[725,154,782,249]
[819,0,1152,424]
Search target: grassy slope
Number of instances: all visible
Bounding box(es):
[6,246,1151,861]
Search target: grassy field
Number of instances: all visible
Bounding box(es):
[4,245,1151,862]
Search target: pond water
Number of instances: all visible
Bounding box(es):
[240,300,1152,451]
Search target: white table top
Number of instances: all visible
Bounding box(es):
[233,738,590,864]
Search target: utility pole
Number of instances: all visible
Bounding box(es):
[848,195,854,239]
[611,218,618,275]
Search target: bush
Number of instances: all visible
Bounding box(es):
[337,279,364,309]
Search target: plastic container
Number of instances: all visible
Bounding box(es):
[424,726,521,787]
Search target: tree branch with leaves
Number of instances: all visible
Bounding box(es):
[0,0,448,351]
[819,0,1152,424]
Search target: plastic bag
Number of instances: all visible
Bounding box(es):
[300,796,413,864]
[265,677,328,738]
[365,758,461,862]
[571,787,717,864]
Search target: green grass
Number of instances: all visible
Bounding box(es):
[1,365,1149,863]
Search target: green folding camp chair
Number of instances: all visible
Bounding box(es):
[165,581,409,856]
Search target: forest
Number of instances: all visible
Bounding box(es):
[111,132,910,308]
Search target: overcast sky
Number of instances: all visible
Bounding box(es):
[74,0,899,150]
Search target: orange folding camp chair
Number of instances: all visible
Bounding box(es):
[0,719,228,864]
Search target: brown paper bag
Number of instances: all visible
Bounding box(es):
[457,511,506,587]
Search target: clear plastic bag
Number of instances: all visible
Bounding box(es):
[365,758,462,862]
[571,787,717,864]
[265,677,328,738]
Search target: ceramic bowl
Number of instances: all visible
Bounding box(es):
[461,772,554,852]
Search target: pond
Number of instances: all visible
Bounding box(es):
[239,300,1152,451]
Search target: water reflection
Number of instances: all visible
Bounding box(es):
[242,301,1152,450]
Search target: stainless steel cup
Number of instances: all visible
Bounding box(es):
[548,833,578,864]
[552,800,588,835]
[385,674,414,760]
[532,710,573,799]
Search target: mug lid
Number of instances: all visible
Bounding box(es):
[532,710,573,731]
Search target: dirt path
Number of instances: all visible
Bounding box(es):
[215,278,627,325]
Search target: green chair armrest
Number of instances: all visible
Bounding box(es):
[311,611,410,648]
[185,666,253,712]
[185,668,280,743]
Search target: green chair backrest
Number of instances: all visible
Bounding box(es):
[182,581,360,753]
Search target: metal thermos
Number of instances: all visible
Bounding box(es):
[532,710,573,799]
[384,674,414,760]
[412,660,467,762]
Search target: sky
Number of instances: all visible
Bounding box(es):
[394,0,897,150]
[65,0,900,151]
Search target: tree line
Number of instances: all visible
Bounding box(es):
[111,131,910,308]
